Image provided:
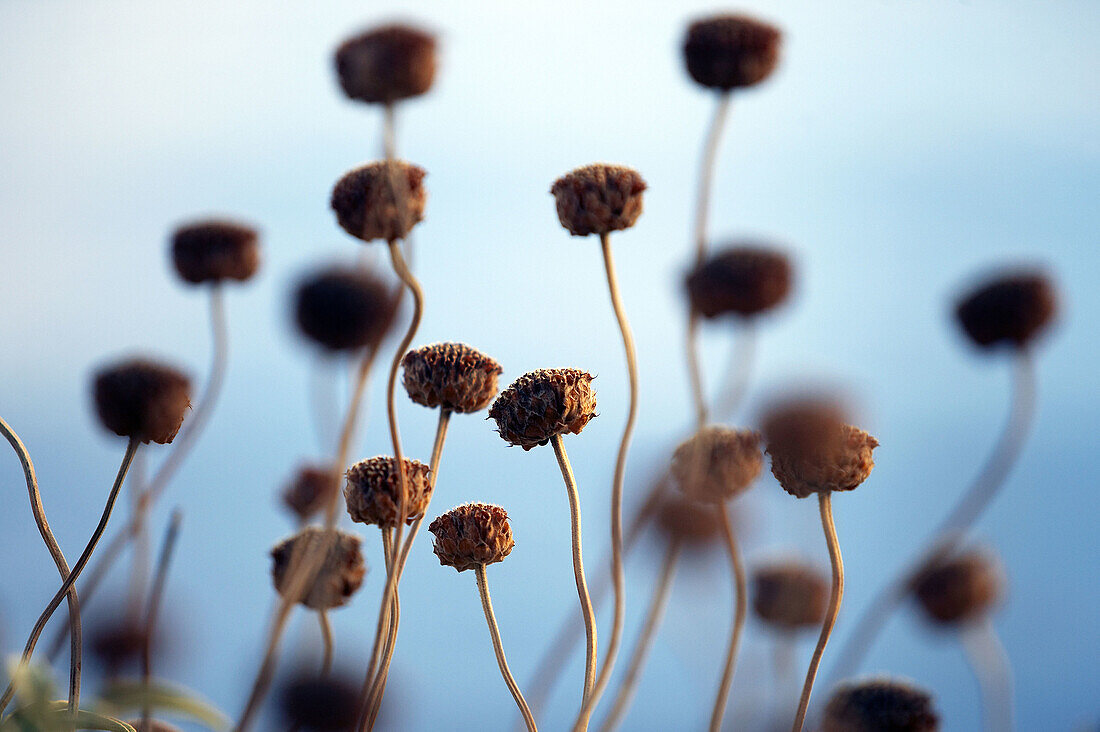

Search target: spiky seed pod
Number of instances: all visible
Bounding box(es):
[429,502,515,572]
[331,161,427,243]
[488,368,597,450]
[280,674,360,731]
[550,164,647,237]
[294,266,395,352]
[93,359,191,444]
[344,456,433,528]
[911,550,1002,625]
[670,426,763,503]
[822,679,940,732]
[270,527,366,611]
[686,246,792,318]
[335,24,437,104]
[281,464,337,522]
[402,342,503,414]
[654,497,722,546]
[955,271,1057,349]
[170,220,260,285]
[751,561,829,630]
[683,15,782,90]
[127,721,184,732]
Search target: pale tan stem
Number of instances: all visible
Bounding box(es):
[142,509,183,729]
[961,617,1014,732]
[714,321,756,422]
[382,103,396,160]
[710,503,748,732]
[127,450,150,622]
[362,529,401,730]
[318,611,334,679]
[686,312,709,430]
[235,599,296,732]
[477,564,538,732]
[325,344,380,529]
[791,493,843,732]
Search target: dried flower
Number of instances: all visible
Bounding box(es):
[822,679,940,732]
[686,246,792,318]
[550,164,647,237]
[331,161,427,243]
[911,550,1002,625]
[683,15,782,90]
[170,220,260,285]
[279,673,360,731]
[488,368,597,450]
[402,342,503,414]
[752,561,829,630]
[93,359,191,444]
[654,497,721,546]
[955,271,1057,349]
[270,527,365,611]
[281,464,337,522]
[294,265,395,352]
[344,456,433,527]
[429,502,515,572]
[90,619,146,673]
[335,24,437,104]
[671,426,762,503]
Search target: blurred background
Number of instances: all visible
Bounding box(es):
[1,0,1097,729]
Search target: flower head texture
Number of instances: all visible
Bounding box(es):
[93,359,191,444]
[683,15,782,90]
[331,161,427,243]
[550,164,646,237]
[751,561,829,630]
[671,426,763,503]
[488,368,597,450]
[823,679,940,732]
[429,502,515,572]
[294,265,395,352]
[686,246,792,318]
[955,270,1057,350]
[911,549,1002,625]
[764,400,877,498]
[170,220,260,285]
[270,527,366,611]
[344,456,433,527]
[335,24,436,104]
[655,497,722,547]
[402,342,503,414]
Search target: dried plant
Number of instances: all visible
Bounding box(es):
[822,679,940,732]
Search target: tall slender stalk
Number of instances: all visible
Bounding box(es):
[710,504,747,732]
[714,322,756,422]
[141,509,182,730]
[318,611,334,678]
[961,617,1014,732]
[477,564,538,732]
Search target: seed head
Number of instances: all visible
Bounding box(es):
[331,161,426,243]
[823,679,940,732]
[671,426,762,503]
[686,246,792,318]
[683,15,782,90]
[955,270,1057,350]
[550,164,646,237]
[344,456,433,527]
[429,502,515,572]
[281,464,337,522]
[170,220,260,285]
[294,265,395,352]
[335,24,436,104]
[488,368,597,450]
[93,359,191,444]
[752,561,829,630]
[280,673,360,731]
[90,618,147,673]
[911,549,1002,625]
[271,527,366,611]
[655,497,722,547]
[402,342,503,414]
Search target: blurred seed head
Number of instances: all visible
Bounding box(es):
[683,14,782,90]
[751,561,829,631]
[279,672,360,731]
[294,265,395,352]
[488,368,597,450]
[335,24,437,105]
[550,164,646,237]
[170,220,259,285]
[671,426,762,503]
[686,246,792,318]
[429,502,515,572]
[402,342,503,414]
[344,456,433,528]
[93,359,191,444]
[955,269,1057,350]
[911,549,1003,625]
[331,161,427,243]
[270,527,366,611]
[823,679,940,732]
[89,618,146,675]
[654,496,722,547]
[281,464,337,523]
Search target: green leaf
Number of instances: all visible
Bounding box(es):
[4,658,56,709]
[98,681,228,731]
[1,703,136,732]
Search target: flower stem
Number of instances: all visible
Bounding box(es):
[710,503,747,732]
[141,508,182,730]
[961,616,1014,732]
[477,564,538,732]
[318,611,334,679]
[714,321,756,422]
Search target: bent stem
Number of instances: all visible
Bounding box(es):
[141,509,183,730]
[318,611,334,679]
[477,564,538,732]
[710,503,747,732]
[362,530,400,729]
[714,321,756,422]
[961,617,1014,732]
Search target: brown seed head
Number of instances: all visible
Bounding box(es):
[488,368,597,450]
[93,359,191,444]
[90,619,146,673]
[955,270,1057,350]
[911,549,1002,625]
[170,220,260,285]
[429,502,515,572]
[752,561,829,630]
[331,161,426,243]
[686,246,792,318]
[683,15,782,90]
[281,464,338,523]
[823,679,940,732]
[671,426,762,503]
[344,456,433,527]
[550,164,646,237]
[294,265,395,352]
[335,24,436,104]
[655,497,722,547]
[402,342,503,414]
[280,673,360,731]
[270,527,366,611]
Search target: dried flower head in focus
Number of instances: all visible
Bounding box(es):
[281,464,337,522]
[402,342,503,413]
[655,497,722,546]
[671,426,762,503]
[271,527,366,611]
[955,270,1057,350]
[550,164,647,237]
[823,679,940,732]
[344,456,433,527]
[335,24,437,104]
[294,265,395,352]
[170,220,260,285]
[752,561,829,631]
[488,368,597,450]
[331,161,427,243]
[686,246,792,318]
[429,502,515,572]
[683,15,782,90]
[93,359,191,444]
[279,672,360,731]
[911,549,1002,625]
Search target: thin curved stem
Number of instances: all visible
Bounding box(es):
[710,503,748,732]
[714,321,756,422]
[326,345,381,529]
[686,312,709,431]
[382,103,396,160]
[142,509,183,730]
[127,450,150,622]
[363,531,402,731]
[318,611,334,679]
[477,565,538,732]
[234,599,295,732]
[792,493,843,732]
[0,417,82,712]
[599,539,681,732]
[961,618,1014,732]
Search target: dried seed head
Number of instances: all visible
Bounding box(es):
[686,246,792,318]
[344,456,433,527]
[281,464,337,522]
[402,342,503,414]
[752,561,829,630]
[671,426,762,503]
[90,619,146,673]
[331,161,426,243]
[127,722,183,732]
[335,24,437,104]
[429,502,515,572]
[93,359,191,444]
[294,265,395,352]
[683,15,782,90]
[550,164,647,237]
[911,549,1002,625]
[270,527,366,611]
[655,497,722,546]
[823,679,940,732]
[488,368,597,450]
[955,270,1057,350]
[280,673,360,731]
[170,220,260,285]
